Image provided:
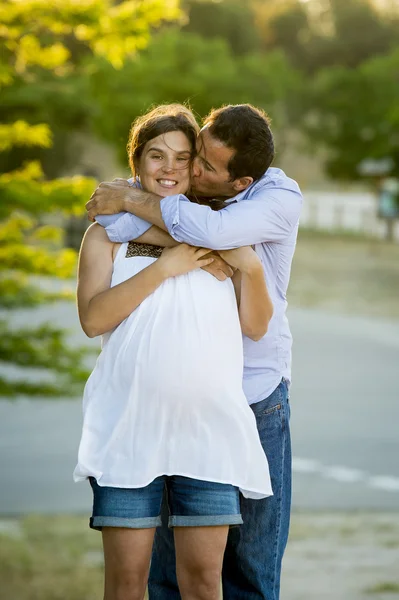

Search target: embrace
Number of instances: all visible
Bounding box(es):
[74,103,303,600]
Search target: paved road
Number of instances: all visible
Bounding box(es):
[1,302,398,514]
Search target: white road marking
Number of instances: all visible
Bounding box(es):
[292,458,321,473]
[369,476,399,492]
[322,466,365,483]
[293,457,399,493]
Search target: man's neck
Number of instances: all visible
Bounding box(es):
[187,193,235,211]
[188,195,230,211]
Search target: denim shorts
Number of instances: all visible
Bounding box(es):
[89,475,243,530]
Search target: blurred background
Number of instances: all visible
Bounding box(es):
[0,1,398,598]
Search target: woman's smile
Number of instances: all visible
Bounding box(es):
[138,131,192,197]
[157,178,179,188]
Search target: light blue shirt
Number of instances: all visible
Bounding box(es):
[97,168,303,404]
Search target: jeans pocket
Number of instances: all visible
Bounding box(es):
[263,402,281,415]
[260,383,284,415]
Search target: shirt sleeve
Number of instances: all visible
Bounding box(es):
[95,212,152,243]
[160,187,303,250]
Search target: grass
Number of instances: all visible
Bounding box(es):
[1,513,399,600]
[290,230,399,319]
[0,516,103,600]
[365,582,399,595]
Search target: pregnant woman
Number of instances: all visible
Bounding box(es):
[74,104,273,600]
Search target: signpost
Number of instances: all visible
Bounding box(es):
[357,158,398,241]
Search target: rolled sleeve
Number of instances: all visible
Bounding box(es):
[96,212,152,243]
[160,188,303,249]
[160,195,184,241]
[161,194,221,247]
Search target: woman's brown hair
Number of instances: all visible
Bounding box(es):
[127,104,199,177]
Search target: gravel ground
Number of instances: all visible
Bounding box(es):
[289,230,399,319]
[0,512,398,599]
[282,512,399,600]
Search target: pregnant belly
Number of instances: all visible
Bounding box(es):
[104,271,244,399]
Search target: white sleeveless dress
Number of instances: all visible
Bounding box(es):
[74,242,273,499]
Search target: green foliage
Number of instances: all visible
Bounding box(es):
[302,48,399,180]
[0,323,90,397]
[182,0,260,55]
[0,0,182,398]
[0,0,181,176]
[252,0,399,73]
[0,176,95,219]
[88,29,301,164]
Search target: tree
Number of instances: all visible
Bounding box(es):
[301,48,399,181]
[87,29,302,165]
[0,0,181,397]
[182,0,260,55]
[251,0,399,73]
[251,0,310,65]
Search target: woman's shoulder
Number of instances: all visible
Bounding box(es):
[80,222,118,263]
[83,222,111,243]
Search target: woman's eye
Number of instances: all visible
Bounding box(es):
[151,155,163,160]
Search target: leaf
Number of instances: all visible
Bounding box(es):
[0,121,52,151]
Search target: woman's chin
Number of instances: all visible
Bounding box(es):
[151,184,188,197]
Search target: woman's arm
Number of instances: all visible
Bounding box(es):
[219,248,273,342]
[77,223,167,337]
[77,224,214,338]
[134,225,178,247]
[135,226,235,282]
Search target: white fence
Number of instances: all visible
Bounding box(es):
[300,191,399,242]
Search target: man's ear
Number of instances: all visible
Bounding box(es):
[232,176,253,192]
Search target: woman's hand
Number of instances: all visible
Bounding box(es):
[157,244,214,278]
[218,246,262,274]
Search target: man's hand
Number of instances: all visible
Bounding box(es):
[86,179,147,222]
[201,253,234,281]
[218,246,261,274]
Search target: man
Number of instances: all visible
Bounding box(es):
[86,104,303,599]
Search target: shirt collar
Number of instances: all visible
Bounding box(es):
[225,168,294,203]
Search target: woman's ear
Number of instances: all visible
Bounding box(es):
[232,176,253,193]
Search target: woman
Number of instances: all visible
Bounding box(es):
[74,104,273,600]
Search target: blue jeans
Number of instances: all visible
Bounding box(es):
[148,379,292,600]
[89,475,242,531]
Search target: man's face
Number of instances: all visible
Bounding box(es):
[190,128,237,198]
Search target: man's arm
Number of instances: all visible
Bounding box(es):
[87,180,166,231]
[96,212,154,242]
[89,179,164,243]
[157,188,303,249]
[87,179,302,250]
[87,181,237,281]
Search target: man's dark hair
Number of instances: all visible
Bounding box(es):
[203,104,274,182]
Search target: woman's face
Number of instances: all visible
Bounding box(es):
[137,130,192,197]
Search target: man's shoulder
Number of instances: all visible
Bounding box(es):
[252,168,302,196]
[244,168,303,231]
